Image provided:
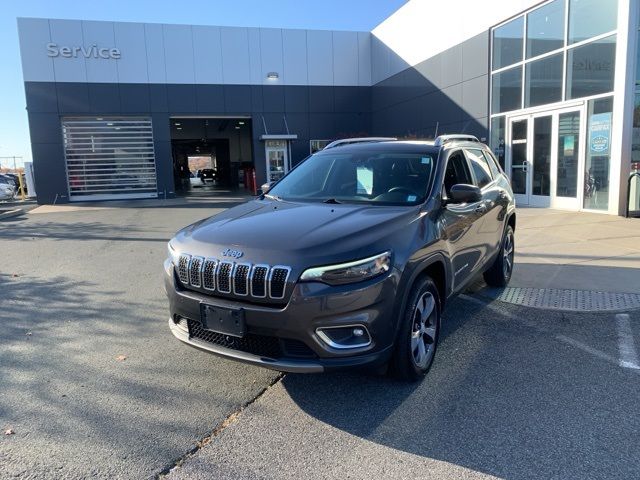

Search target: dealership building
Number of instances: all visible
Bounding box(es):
[17,0,640,215]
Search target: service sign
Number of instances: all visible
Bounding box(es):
[589,112,612,155]
[46,43,121,60]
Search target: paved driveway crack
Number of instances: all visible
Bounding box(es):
[157,372,285,478]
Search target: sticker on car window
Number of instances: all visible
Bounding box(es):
[407,195,417,202]
[421,157,432,164]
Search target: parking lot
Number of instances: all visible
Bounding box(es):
[1,198,640,479]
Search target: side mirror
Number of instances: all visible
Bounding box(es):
[259,182,272,194]
[448,184,482,204]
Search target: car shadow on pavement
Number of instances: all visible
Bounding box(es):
[0,272,279,478]
[282,296,640,479]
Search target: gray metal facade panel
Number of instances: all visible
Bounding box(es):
[23,25,489,204]
[24,81,373,204]
[30,141,67,203]
[119,84,151,113]
[87,83,121,113]
[370,33,490,141]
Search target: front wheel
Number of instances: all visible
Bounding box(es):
[390,276,441,381]
[483,225,515,287]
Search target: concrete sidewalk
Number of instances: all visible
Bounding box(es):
[511,208,640,294]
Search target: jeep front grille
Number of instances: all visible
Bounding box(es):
[177,254,191,285]
[251,265,269,297]
[202,259,217,291]
[189,257,203,287]
[177,254,292,301]
[217,262,233,293]
[269,267,290,299]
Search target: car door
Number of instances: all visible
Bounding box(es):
[464,148,503,268]
[438,149,484,291]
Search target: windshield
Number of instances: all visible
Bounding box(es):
[266,150,437,205]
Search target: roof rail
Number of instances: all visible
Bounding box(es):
[433,134,479,147]
[323,137,397,150]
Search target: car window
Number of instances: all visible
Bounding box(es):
[466,148,493,189]
[482,150,503,178]
[268,150,437,205]
[443,150,472,197]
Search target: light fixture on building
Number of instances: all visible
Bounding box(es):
[238,121,245,125]
[266,72,279,80]
[176,127,182,130]
[175,122,181,126]
[235,126,240,129]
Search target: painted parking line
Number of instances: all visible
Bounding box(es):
[616,313,640,370]
[459,294,639,372]
[555,335,619,366]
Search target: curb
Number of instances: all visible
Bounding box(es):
[0,208,25,220]
[474,286,640,313]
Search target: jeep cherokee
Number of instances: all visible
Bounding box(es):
[165,135,516,380]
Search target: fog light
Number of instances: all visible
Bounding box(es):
[316,325,371,349]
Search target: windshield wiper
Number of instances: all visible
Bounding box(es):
[323,198,342,204]
[264,193,282,201]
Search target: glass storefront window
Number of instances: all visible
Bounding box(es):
[492,66,522,113]
[584,97,613,210]
[527,0,566,58]
[490,116,506,169]
[566,35,616,99]
[492,17,524,70]
[568,0,618,44]
[634,92,640,164]
[533,116,552,196]
[632,32,640,167]
[557,111,580,198]
[525,53,563,107]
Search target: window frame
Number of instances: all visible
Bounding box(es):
[489,0,618,119]
[482,149,505,179]
[442,149,474,199]
[464,148,495,190]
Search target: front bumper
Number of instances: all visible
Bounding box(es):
[164,259,399,373]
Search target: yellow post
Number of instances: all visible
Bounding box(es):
[17,171,26,201]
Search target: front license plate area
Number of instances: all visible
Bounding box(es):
[200,304,246,337]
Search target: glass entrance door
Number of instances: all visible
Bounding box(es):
[509,118,529,203]
[265,140,289,183]
[506,106,584,209]
[508,115,552,206]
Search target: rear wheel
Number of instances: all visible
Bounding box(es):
[390,276,441,381]
[483,225,515,287]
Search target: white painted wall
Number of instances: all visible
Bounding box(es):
[371,0,539,84]
[17,18,371,87]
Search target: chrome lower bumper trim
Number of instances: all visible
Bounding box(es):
[168,318,324,373]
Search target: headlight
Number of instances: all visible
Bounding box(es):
[167,241,181,265]
[300,251,391,286]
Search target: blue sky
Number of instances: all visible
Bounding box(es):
[0,0,406,168]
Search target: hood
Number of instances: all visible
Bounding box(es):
[173,199,422,267]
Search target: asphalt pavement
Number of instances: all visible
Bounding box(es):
[0,196,280,479]
[1,199,639,479]
[167,298,640,480]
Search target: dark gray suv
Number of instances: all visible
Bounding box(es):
[165,135,516,380]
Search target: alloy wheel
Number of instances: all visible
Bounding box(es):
[411,292,437,368]
[503,230,514,278]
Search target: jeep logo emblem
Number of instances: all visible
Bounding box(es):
[222,248,243,259]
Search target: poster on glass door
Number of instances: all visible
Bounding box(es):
[589,112,612,155]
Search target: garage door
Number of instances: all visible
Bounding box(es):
[62,117,158,201]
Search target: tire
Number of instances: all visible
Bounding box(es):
[390,276,441,382]
[483,225,515,288]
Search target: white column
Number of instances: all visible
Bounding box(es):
[611,0,638,215]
